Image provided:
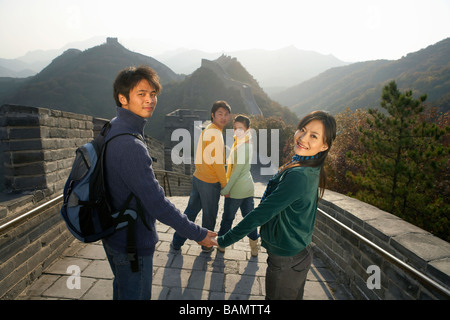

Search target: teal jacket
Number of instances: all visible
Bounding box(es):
[217,166,320,256]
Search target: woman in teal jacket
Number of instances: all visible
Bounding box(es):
[217,110,337,300]
[218,115,259,256]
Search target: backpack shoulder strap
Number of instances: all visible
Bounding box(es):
[100,122,112,136]
[101,125,150,230]
[107,132,145,144]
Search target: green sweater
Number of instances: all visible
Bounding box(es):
[221,142,254,199]
[217,166,320,256]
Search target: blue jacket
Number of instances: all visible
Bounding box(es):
[103,107,207,255]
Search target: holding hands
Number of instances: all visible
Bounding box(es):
[197,230,218,247]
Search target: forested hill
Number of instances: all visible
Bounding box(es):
[145,55,299,140]
[0,39,299,141]
[273,38,450,116]
[1,39,182,120]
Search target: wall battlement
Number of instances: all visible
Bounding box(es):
[0,105,93,197]
[201,57,263,115]
[0,104,191,221]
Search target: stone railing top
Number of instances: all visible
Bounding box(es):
[320,189,450,287]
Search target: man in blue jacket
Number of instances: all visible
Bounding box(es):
[102,65,217,300]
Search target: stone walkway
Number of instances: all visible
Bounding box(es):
[17,184,352,300]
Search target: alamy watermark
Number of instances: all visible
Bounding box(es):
[66,265,81,290]
[170,121,279,176]
[366,265,381,290]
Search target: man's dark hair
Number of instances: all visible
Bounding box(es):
[210,100,231,120]
[113,65,162,107]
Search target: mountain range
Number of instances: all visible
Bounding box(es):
[0,37,349,94]
[154,46,349,94]
[0,38,182,122]
[0,38,298,140]
[0,37,108,78]
[0,37,448,141]
[273,37,450,115]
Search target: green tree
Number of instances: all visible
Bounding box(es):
[347,81,449,240]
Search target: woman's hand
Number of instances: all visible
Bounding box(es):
[197,230,218,247]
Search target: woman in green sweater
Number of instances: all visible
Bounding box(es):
[218,115,259,256]
[217,110,336,300]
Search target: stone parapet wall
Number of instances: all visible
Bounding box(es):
[0,105,93,196]
[313,190,450,300]
[0,196,69,300]
[0,105,182,198]
[154,170,192,197]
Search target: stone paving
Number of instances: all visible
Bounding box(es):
[17,183,352,300]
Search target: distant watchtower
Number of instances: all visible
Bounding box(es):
[106,37,118,45]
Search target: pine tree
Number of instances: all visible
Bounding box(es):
[347,81,449,240]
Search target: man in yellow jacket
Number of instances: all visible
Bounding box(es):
[171,101,231,252]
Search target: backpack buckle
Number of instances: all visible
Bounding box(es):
[127,246,139,273]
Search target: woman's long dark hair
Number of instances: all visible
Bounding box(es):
[280,110,337,200]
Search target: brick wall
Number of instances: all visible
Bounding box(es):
[0,105,187,196]
[313,190,450,300]
[154,170,192,197]
[0,105,93,196]
[0,196,70,299]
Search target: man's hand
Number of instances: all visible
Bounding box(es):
[197,230,218,247]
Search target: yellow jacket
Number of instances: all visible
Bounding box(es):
[193,123,227,188]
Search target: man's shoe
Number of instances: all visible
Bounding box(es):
[170,242,181,251]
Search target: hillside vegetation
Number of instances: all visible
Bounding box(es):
[0,39,298,141]
[273,38,450,116]
[1,40,181,120]
[326,83,449,241]
[149,56,298,140]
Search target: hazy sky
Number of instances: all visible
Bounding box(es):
[1,0,449,62]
